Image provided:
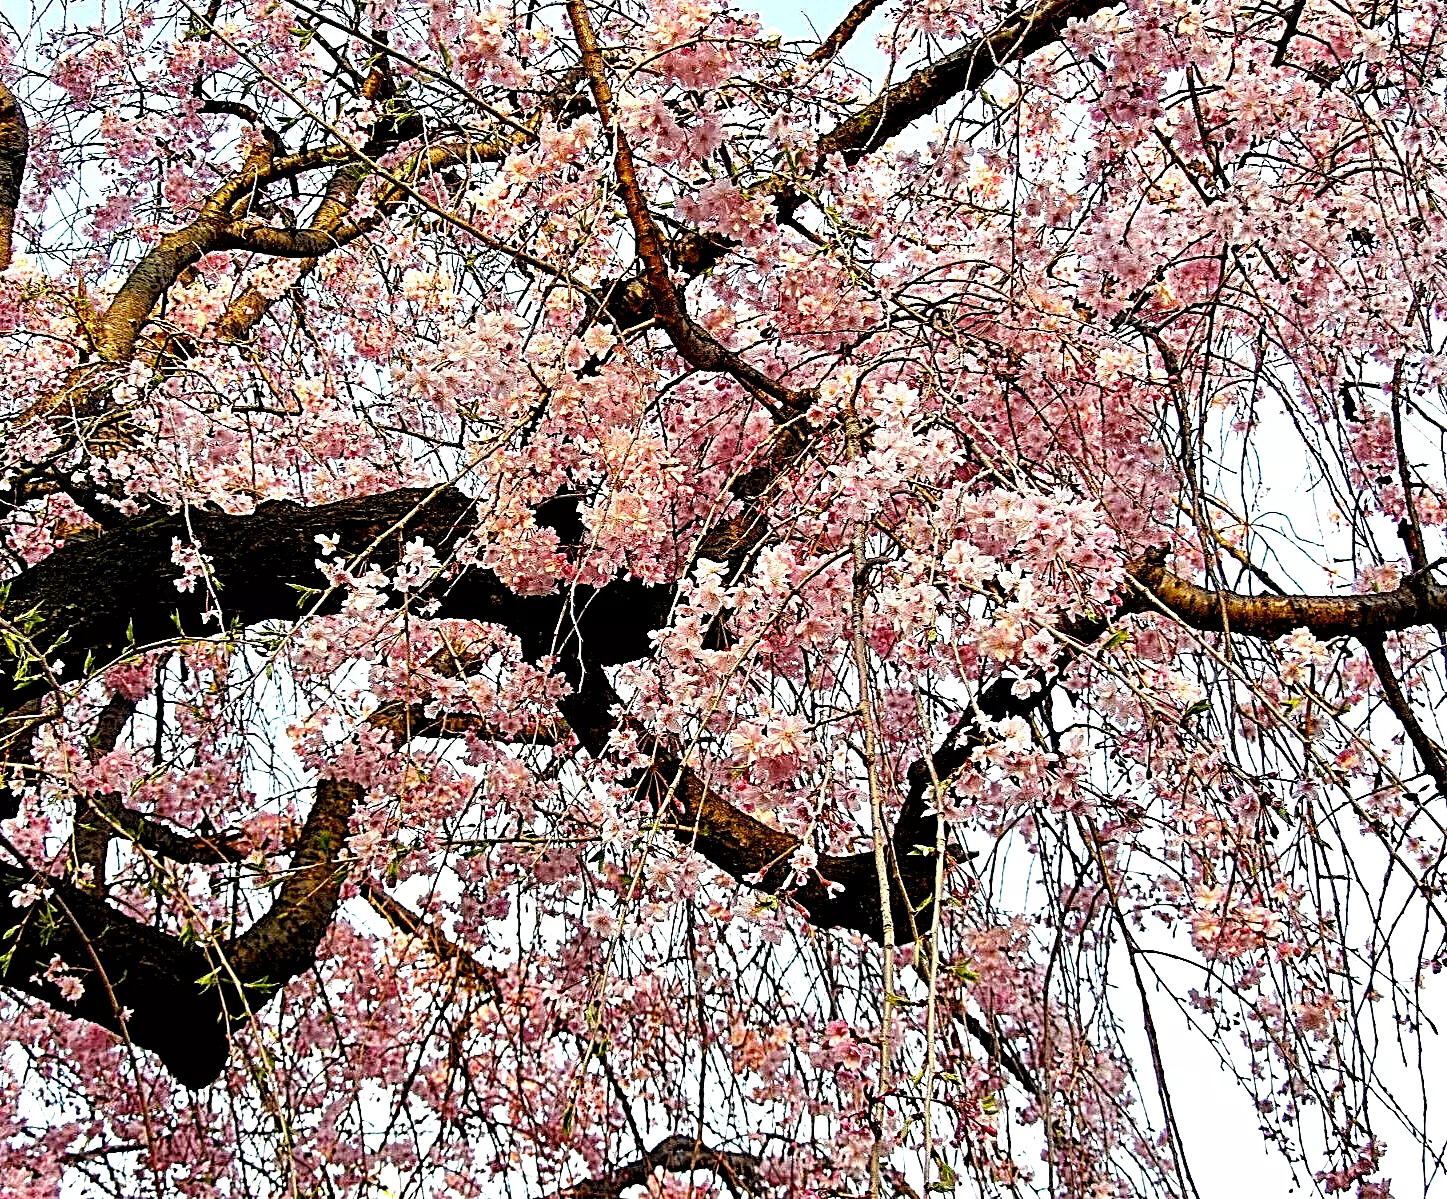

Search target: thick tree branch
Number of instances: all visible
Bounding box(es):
[0,697,45,821]
[217,136,506,259]
[368,701,564,744]
[0,487,669,718]
[1130,556,1447,639]
[94,145,350,364]
[640,651,1077,943]
[551,1133,760,1199]
[0,81,29,271]
[0,865,232,1087]
[213,257,319,346]
[1,776,363,1087]
[84,791,254,868]
[222,777,358,990]
[19,482,1433,1094]
[807,0,889,63]
[71,691,137,887]
[817,0,1116,165]
[85,59,435,372]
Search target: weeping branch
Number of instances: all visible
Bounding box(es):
[8,481,1443,1089]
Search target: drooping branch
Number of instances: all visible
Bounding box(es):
[15,480,1435,1093]
[0,81,29,271]
[0,865,233,1087]
[550,1133,760,1199]
[1364,636,1447,796]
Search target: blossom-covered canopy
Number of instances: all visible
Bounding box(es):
[0,0,1441,1193]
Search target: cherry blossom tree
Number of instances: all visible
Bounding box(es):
[0,0,1442,1192]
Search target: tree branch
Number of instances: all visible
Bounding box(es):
[93,145,351,363]
[0,487,668,719]
[807,0,890,64]
[84,791,254,868]
[817,0,1116,165]
[1129,555,1447,639]
[0,81,29,271]
[1364,636,1447,797]
[357,880,499,991]
[550,1133,760,1199]
[640,640,1087,944]
[368,701,564,745]
[2,776,362,1088]
[565,0,813,415]
[71,691,137,887]
[222,777,358,991]
[0,865,232,1087]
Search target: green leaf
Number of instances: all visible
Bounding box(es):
[1182,698,1212,720]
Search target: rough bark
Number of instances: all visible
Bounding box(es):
[0,487,669,717]
[0,80,28,271]
[221,778,359,994]
[0,867,231,1087]
[817,0,1117,164]
[550,1133,760,1198]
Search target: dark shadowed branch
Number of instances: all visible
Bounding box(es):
[549,1133,760,1199]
